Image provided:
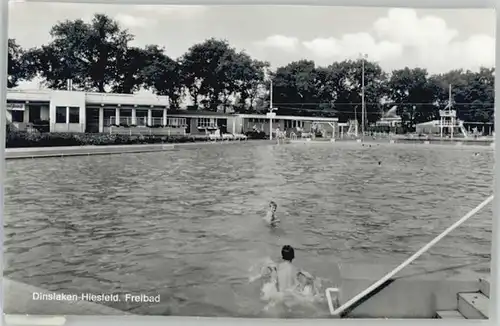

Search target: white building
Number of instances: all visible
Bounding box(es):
[7,89,169,133]
[6,89,339,136]
[375,106,402,128]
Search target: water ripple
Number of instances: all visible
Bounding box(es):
[4,142,493,316]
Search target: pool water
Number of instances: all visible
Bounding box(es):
[4,142,493,317]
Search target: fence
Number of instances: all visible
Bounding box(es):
[105,125,186,136]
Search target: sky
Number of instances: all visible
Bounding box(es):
[7,1,496,90]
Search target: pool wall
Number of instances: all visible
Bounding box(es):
[341,276,479,318]
[3,265,484,318]
[5,140,277,160]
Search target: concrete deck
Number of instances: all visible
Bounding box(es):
[3,278,131,315]
[3,261,488,318]
[5,140,273,160]
[289,138,494,147]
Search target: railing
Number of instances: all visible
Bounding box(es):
[107,117,148,126]
[151,117,163,126]
[105,117,174,127]
[325,195,494,318]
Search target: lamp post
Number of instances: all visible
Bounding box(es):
[267,73,276,140]
[360,53,368,140]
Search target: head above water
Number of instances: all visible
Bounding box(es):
[281,245,295,262]
[269,201,277,211]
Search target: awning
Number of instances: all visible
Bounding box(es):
[7,103,25,111]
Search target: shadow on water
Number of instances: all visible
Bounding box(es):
[4,143,493,316]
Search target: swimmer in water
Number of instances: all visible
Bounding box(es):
[265,246,309,291]
[275,245,299,291]
[259,246,329,313]
[264,201,280,227]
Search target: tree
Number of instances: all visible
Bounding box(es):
[240,59,269,112]
[272,60,321,116]
[180,38,268,112]
[220,54,268,113]
[8,39,33,88]
[387,67,439,131]
[112,46,148,94]
[432,68,494,123]
[326,59,388,123]
[9,19,496,124]
[180,38,236,110]
[138,45,183,109]
[25,14,134,92]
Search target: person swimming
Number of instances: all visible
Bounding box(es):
[275,245,298,291]
[256,245,330,315]
[264,245,315,293]
[264,201,280,227]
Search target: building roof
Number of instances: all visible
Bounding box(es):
[237,113,338,122]
[7,89,169,107]
[384,106,399,118]
[416,120,440,127]
[5,89,338,121]
[168,110,233,117]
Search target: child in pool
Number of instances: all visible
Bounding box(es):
[264,201,280,227]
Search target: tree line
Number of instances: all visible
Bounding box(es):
[8,14,494,130]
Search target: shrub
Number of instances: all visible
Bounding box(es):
[245,130,267,139]
[5,131,199,148]
[32,119,50,133]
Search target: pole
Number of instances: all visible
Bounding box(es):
[449,84,454,139]
[361,57,365,141]
[269,116,273,140]
[270,79,273,110]
[269,78,273,140]
[440,118,443,139]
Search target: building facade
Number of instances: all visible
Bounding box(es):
[7,89,170,133]
[6,89,339,136]
[375,106,402,128]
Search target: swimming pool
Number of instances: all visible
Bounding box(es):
[4,142,493,317]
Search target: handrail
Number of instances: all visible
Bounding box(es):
[325,288,340,315]
[327,194,494,317]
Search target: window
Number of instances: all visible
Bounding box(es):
[104,108,116,126]
[29,106,41,122]
[152,110,163,118]
[151,110,164,126]
[136,110,148,126]
[10,110,24,122]
[119,109,132,125]
[56,106,66,123]
[120,109,132,117]
[197,118,216,128]
[69,107,80,123]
